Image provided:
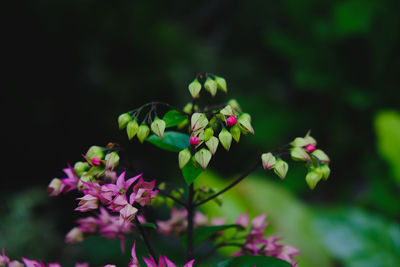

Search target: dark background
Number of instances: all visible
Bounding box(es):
[2,0,400,266]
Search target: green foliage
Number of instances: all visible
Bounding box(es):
[147,131,189,152]
[162,110,187,128]
[216,255,291,267]
[182,160,203,184]
[182,224,242,248]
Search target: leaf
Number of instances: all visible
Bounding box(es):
[182,161,203,185]
[162,110,187,128]
[137,222,157,229]
[146,131,189,152]
[182,224,243,248]
[215,255,291,267]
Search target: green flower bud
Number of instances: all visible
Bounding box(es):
[227,99,242,112]
[290,147,310,161]
[261,152,276,170]
[191,113,208,132]
[305,171,322,190]
[178,149,191,169]
[188,78,202,99]
[238,113,255,135]
[204,77,217,97]
[204,127,214,142]
[78,173,95,190]
[74,161,89,176]
[230,124,241,143]
[215,76,227,93]
[273,159,289,179]
[126,120,139,140]
[86,146,105,160]
[151,117,166,140]
[177,118,189,129]
[195,148,212,170]
[319,164,331,180]
[118,113,132,130]
[205,136,219,155]
[312,149,330,164]
[208,116,218,129]
[183,103,193,114]
[105,152,120,170]
[290,137,308,147]
[218,128,233,151]
[304,131,317,146]
[137,124,150,143]
[220,105,234,116]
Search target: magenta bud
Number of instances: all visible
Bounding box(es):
[305,144,316,152]
[91,158,101,166]
[226,116,237,127]
[190,136,200,146]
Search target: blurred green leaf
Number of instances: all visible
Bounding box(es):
[215,255,291,267]
[182,161,203,184]
[138,222,157,229]
[182,224,242,248]
[163,110,187,128]
[374,110,400,184]
[147,131,189,152]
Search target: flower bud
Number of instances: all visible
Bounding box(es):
[215,76,227,93]
[74,161,89,176]
[261,153,276,170]
[227,99,242,112]
[290,147,310,161]
[230,124,241,142]
[48,178,63,197]
[190,136,200,146]
[305,144,316,152]
[304,134,317,146]
[105,152,120,170]
[218,128,233,151]
[86,146,105,160]
[137,124,150,143]
[204,127,214,142]
[178,149,191,169]
[120,204,138,222]
[226,116,237,127]
[290,137,308,147]
[183,103,193,114]
[91,158,101,166]
[305,171,322,190]
[319,164,331,180]
[191,113,208,132]
[238,113,255,135]
[177,118,189,129]
[220,105,234,116]
[204,77,217,97]
[151,117,166,140]
[126,120,139,140]
[65,227,84,243]
[78,174,94,190]
[205,136,219,155]
[188,78,202,98]
[195,148,212,170]
[118,113,132,129]
[312,149,330,164]
[273,159,288,179]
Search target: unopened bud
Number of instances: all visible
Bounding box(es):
[290,147,310,161]
[190,136,200,146]
[218,128,233,151]
[204,127,214,142]
[151,117,166,140]
[273,159,289,179]
[261,153,276,170]
[220,105,234,116]
[118,113,132,130]
[105,152,120,170]
[304,132,317,146]
[226,116,237,127]
[191,113,208,132]
[183,103,193,114]
[205,136,219,155]
[74,161,89,176]
[126,120,139,140]
[238,113,255,135]
[215,76,227,93]
[91,158,101,166]
[65,227,84,243]
[86,146,105,160]
[305,144,316,152]
[188,79,202,99]
[178,149,191,169]
[177,118,189,129]
[319,164,331,180]
[305,171,322,190]
[120,204,138,222]
[230,124,241,142]
[227,99,242,112]
[204,77,217,97]
[312,149,330,164]
[137,124,150,143]
[291,137,308,147]
[48,178,63,197]
[195,149,212,170]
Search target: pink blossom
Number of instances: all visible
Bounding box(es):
[47,178,65,197]
[189,136,200,146]
[91,157,101,166]
[130,178,158,206]
[156,208,188,235]
[226,116,237,127]
[9,260,24,267]
[104,172,141,197]
[120,204,138,222]
[22,258,45,267]
[305,144,316,152]
[108,194,129,212]
[234,212,249,228]
[75,195,99,212]
[60,165,80,192]
[65,227,84,243]
[77,216,98,233]
[75,263,89,267]
[0,248,10,266]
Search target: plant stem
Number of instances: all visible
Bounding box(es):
[134,217,156,259]
[195,158,261,207]
[156,187,187,207]
[186,183,195,260]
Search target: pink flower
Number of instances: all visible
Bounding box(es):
[91,157,101,166]
[104,172,141,197]
[75,195,99,212]
[234,212,249,228]
[120,204,138,222]
[226,116,237,127]
[60,165,80,192]
[47,178,65,197]
[75,263,89,267]
[9,260,24,267]
[305,144,316,152]
[128,242,140,267]
[22,258,45,267]
[156,208,188,235]
[189,136,200,146]
[130,178,158,207]
[65,227,84,243]
[77,216,98,233]
[108,194,129,212]
[0,248,9,266]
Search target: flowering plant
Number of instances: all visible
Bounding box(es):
[1,73,330,267]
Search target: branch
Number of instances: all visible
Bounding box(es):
[134,217,156,259]
[195,158,261,207]
[156,188,187,207]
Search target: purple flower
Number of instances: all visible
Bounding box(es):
[75,195,99,212]
[77,216,98,233]
[120,204,138,222]
[0,248,10,266]
[129,178,158,207]
[104,171,141,198]
[22,258,45,267]
[60,165,80,192]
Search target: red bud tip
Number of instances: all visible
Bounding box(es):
[226,116,237,127]
[91,158,101,166]
[305,144,316,153]
[190,137,200,146]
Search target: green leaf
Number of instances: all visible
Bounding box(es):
[162,110,187,128]
[182,161,203,185]
[182,224,243,248]
[146,131,189,152]
[215,255,291,267]
[137,222,157,229]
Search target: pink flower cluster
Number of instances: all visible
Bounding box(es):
[232,212,300,266]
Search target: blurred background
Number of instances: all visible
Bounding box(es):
[3,0,400,266]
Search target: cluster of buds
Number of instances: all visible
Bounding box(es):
[179,99,255,171]
[188,73,227,98]
[232,213,299,266]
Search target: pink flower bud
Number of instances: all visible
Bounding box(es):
[305,144,316,152]
[190,136,200,146]
[91,158,101,166]
[226,116,237,127]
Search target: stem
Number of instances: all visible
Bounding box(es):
[196,158,261,207]
[134,217,156,259]
[186,183,195,260]
[198,242,244,263]
[156,187,187,207]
